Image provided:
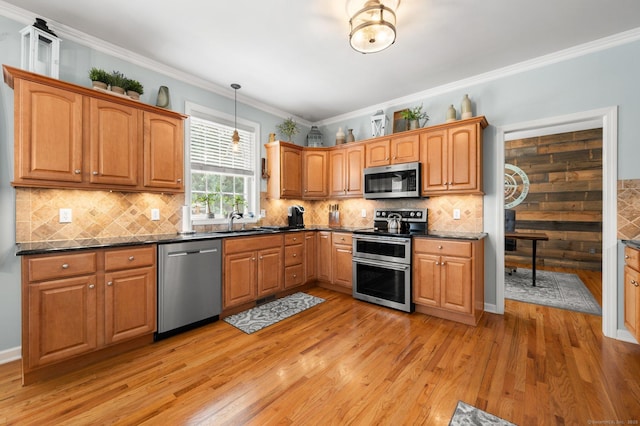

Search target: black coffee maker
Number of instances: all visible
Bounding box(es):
[287,205,305,228]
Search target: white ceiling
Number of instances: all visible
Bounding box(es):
[4,0,640,122]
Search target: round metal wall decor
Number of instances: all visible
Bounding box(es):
[504,163,530,208]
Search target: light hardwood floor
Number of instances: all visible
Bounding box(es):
[0,277,638,425]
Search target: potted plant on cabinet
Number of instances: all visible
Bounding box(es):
[88,67,111,90]
[400,105,429,130]
[110,70,127,94]
[123,78,144,100]
[276,117,299,142]
[195,192,220,218]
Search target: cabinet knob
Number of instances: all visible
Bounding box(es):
[293,274,297,278]
[292,253,297,257]
[632,280,639,287]
[74,169,81,174]
[107,281,113,286]
[259,256,263,260]
[89,284,95,289]
[304,189,308,193]
[436,261,440,265]
[625,255,630,259]
[92,171,99,175]
[128,256,135,261]
[293,237,297,241]
[438,245,443,249]
[441,262,446,266]
[61,263,69,269]
[252,257,256,261]
[177,179,182,183]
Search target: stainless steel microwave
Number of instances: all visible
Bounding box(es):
[363,162,421,199]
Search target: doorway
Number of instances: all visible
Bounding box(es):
[495,107,618,339]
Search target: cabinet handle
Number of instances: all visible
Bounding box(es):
[293,274,297,278]
[259,256,263,260]
[107,281,113,286]
[438,245,443,249]
[293,237,297,241]
[292,253,297,257]
[436,261,440,265]
[625,255,630,259]
[441,262,446,266]
[304,189,308,193]
[632,280,639,287]
[74,169,81,174]
[128,256,135,261]
[61,263,69,269]
[89,284,95,289]
[252,257,256,261]
[92,171,99,175]
[177,178,182,183]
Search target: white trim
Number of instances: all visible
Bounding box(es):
[0,346,21,365]
[617,329,639,344]
[495,107,618,339]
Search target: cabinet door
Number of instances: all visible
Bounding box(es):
[365,139,390,167]
[345,145,365,196]
[302,150,328,198]
[104,266,156,345]
[257,247,283,297]
[332,235,353,289]
[448,123,478,191]
[281,146,302,198]
[391,134,419,164]
[88,98,139,186]
[420,129,447,194]
[304,232,317,282]
[624,265,640,341]
[329,148,346,197]
[15,80,83,182]
[440,256,473,314]
[413,252,440,307]
[143,112,184,191]
[317,232,332,281]
[27,276,98,368]
[223,251,257,308]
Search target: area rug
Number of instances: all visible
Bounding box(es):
[505,268,601,315]
[223,292,325,334]
[449,401,516,426]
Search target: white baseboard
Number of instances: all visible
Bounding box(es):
[616,329,639,344]
[484,303,499,314]
[0,346,21,365]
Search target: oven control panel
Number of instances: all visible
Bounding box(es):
[374,208,427,222]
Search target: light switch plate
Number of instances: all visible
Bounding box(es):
[151,208,160,221]
[453,209,461,220]
[59,208,72,223]
[361,209,367,218]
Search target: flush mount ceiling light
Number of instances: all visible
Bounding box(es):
[347,0,399,54]
[231,83,241,152]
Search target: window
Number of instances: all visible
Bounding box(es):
[186,102,260,223]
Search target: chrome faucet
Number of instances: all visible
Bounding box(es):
[228,211,243,231]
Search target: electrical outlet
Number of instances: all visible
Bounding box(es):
[361,209,367,218]
[59,208,72,223]
[151,208,160,221]
[453,209,461,220]
[260,209,266,218]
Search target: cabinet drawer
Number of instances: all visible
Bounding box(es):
[414,238,472,257]
[225,234,283,254]
[105,246,155,271]
[624,246,640,271]
[284,244,304,267]
[27,252,98,282]
[284,264,304,288]
[333,232,352,246]
[284,233,304,246]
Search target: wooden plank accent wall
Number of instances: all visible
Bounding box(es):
[505,128,603,271]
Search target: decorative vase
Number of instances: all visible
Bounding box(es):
[346,129,355,143]
[409,119,419,130]
[446,105,457,123]
[461,94,472,119]
[336,127,346,145]
[306,126,323,147]
[156,86,171,108]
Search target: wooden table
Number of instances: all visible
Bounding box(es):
[505,232,549,286]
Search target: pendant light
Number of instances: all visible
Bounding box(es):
[231,83,241,152]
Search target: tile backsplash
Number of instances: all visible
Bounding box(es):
[618,179,640,240]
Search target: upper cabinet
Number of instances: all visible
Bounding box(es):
[302,149,329,199]
[365,134,419,168]
[330,142,365,198]
[265,141,302,199]
[3,65,187,193]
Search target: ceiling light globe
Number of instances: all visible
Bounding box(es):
[349,1,397,54]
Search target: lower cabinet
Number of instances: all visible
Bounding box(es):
[332,232,353,289]
[223,234,284,309]
[624,246,640,342]
[283,233,304,289]
[413,238,484,325]
[21,245,156,384]
[317,231,332,282]
[304,231,317,282]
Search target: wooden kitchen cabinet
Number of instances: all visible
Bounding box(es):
[304,231,317,282]
[4,65,187,193]
[317,231,332,282]
[624,245,640,342]
[329,143,365,197]
[21,245,156,384]
[265,141,302,199]
[420,117,487,195]
[284,233,305,289]
[302,149,328,199]
[223,234,284,309]
[413,237,484,325]
[332,232,353,289]
[365,134,419,167]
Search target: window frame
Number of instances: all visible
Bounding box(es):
[185,101,261,226]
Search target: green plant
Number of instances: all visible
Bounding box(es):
[195,192,220,215]
[276,117,299,141]
[88,67,111,84]
[110,70,127,88]
[400,104,429,121]
[232,195,245,211]
[124,78,144,95]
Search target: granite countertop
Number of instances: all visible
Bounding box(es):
[15,226,487,256]
[622,240,640,250]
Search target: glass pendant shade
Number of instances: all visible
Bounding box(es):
[349,0,397,54]
[232,130,240,152]
[231,83,241,152]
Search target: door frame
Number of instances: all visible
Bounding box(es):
[495,107,618,339]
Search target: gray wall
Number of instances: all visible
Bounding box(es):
[1,11,639,353]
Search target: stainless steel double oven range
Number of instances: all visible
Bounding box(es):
[352,208,427,313]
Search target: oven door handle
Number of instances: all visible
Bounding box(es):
[353,257,410,270]
[353,235,411,244]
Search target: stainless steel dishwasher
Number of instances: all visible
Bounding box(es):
[156,238,222,340]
